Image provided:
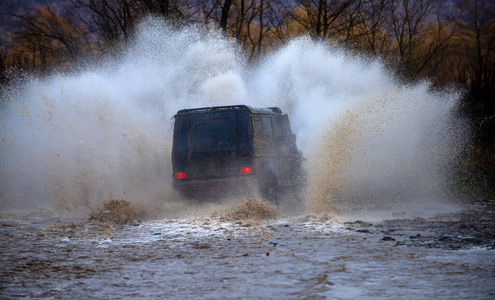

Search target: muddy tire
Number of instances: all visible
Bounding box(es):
[274,156,306,213]
[258,170,280,206]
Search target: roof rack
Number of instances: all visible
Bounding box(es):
[267,107,282,113]
[176,105,252,114]
[176,105,283,115]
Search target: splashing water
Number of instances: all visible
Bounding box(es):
[307,88,465,214]
[0,18,467,217]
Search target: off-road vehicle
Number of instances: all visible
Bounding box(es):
[172,105,305,205]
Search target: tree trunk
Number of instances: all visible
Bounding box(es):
[220,0,233,31]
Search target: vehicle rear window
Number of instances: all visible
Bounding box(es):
[188,117,236,151]
[173,110,250,153]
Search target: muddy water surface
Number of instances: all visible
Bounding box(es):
[1,199,494,299]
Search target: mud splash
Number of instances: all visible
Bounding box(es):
[216,199,280,221]
[307,89,465,213]
[89,198,146,224]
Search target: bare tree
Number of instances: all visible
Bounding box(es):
[1,0,87,73]
[263,0,292,42]
[291,0,358,40]
[239,0,288,61]
[197,0,222,28]
[141,0,170,17]
[234,0,268,60]
[220,0,234,31]
[196,0,284,61]
[68,0,137,50]
[357,0,392,55]
[386,0,455,79]
[68,0,188,54]
[454,0,495,119]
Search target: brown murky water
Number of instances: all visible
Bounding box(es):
[1,199,494,299]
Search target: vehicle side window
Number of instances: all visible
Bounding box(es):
[252,116,265,142]
[272,115,287,141]
[261,116,273,140]
[253,116,263,134]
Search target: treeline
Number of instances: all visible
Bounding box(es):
[0,0,494,127]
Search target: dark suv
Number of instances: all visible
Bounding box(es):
[172,105,305,205]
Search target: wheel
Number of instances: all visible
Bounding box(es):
[281,157,307,214]
[258,169,280,206]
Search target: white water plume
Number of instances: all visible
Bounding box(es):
[0,18,467,217]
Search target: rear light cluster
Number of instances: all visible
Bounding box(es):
[241,167,251,174]
[176,172,186,179]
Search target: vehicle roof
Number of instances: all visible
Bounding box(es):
[175,105,282,115]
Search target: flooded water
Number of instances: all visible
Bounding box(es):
[1,199,494,299]
[1,18,492,298]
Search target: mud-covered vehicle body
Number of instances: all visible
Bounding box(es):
[172,105,305,205]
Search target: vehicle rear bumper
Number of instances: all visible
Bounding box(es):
[173,175,257,198]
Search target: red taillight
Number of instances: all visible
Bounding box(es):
[241,167,251,174]
[177,172,186,179]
